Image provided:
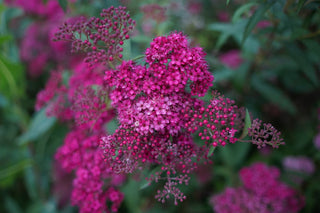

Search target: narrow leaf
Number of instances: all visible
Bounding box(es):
[139,166,161,190]
[207,146,216,157]
[239,109,251,139]
[0,159,32,180]
[232,3,257,23]
[242,3,273,44]
[18,108,56,145]
[286,44,319,86]
[251,76,297,114]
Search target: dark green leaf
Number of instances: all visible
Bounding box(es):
[24,166,38,200]
[122,178,140,213]
[251,75,297,114]
[106,118,118,134]
[239,109,251,139]
[297,0,307,12]
[0,159,32,180]
[242,3,273,44]
[18,108,56,145]
[220,142,251,168]
[58,0,68,12]
[207,146,216,157]
[232,3,257,23]
[139,166,161,190]
[0,55,24,99]
[286,44,319,86]
[4,197,23,213]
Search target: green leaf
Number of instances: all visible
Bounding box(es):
[122,39,131,60]
[58,0,67,12]
[286,44,319,86]
[232,3,257,23]
[220,142,251,168]
[139,166,161,190]
[242,3,273,44]
[24,166,38,200]
[214,68,234,82]
[122,178,140,213]
[106,118,118,134]
[0,55,24,99]
[207,146,216,157]
[251,75,297,114]
[239,109,251,139]
[4,197,23,213]
[18,108,56,145]
[297,0,307,12]
[0,159,32,180]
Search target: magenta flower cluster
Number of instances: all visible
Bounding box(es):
[4,0,78,77]
[210,162,305,213]
[53,6,135,68]
[33,4,286,210]
[101,32,213,204]
[35,6,136,213]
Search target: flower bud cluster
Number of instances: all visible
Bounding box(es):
[53,6,135,67]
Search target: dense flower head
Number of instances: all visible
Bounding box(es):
[145,32,213,96]
[184,93,239,149]
[53,6,135,68]
[211,162,305,213]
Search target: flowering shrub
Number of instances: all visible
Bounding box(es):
[1,0,319,213]
[33,5,286,209]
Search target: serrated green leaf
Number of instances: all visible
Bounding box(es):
[251,75,297,114]
[239,109,251,139]
[18,108,56,145]
[242,3,273,44]
[207,146,216,157]
[58,0,67,12]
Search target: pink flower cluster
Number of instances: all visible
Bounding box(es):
[5,0,78,77]
[53,6,135,68]
[101,32,213,204]
[211,162,305,213]
[35,6,136,212]
[185,93,239,149]
[219,50,243,69]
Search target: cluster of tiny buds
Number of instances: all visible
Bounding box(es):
[183,94,239,148]
[248,119,285,148]
[53,6,135,67]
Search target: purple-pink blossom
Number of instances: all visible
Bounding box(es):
[211,162,305,213]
